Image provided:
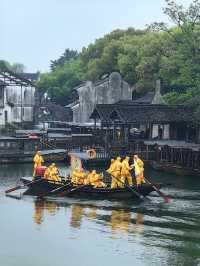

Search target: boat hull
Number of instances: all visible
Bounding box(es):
[21,178,161,200]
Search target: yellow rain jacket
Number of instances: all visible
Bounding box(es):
[51,166,61,182]
[44,167,51,179]
[134,158,145,185]
[106,159,115,175]
[110,158,122,188]
[89,171,106,188]
[33,153,44,177]
[33,154,44,168]
[72,170,86,185]
[121,158,133,187]
[121,158,132,176]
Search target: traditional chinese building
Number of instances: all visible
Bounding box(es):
[68,72,132,123]
[0,70,36,127]
[90,80,197,144]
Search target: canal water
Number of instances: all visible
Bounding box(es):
[0,163,200,266]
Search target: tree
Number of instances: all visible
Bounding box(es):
[37,0,200,111]
[0,60,25,73]
[50,49,79,71]
[11,63,25,73]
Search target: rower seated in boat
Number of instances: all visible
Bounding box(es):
[44,163,61,183]
[87,170,106,188]
[71,169,87,185]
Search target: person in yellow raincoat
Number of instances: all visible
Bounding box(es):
[44,165,51,180]
[133,155,145,186]
[108,157,122,189]
[45,164,54,182]
[106,159,115,175]
[87,170,106,188]
[50,163,61,182]
[71,169,87,185]
[106,159,115,188]
[33,151,44,178]
[121,156,133,187]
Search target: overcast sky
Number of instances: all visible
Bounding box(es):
[1,0,191,72]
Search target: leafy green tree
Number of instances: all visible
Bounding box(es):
[0,60,25,73]
[50,49,79,71]
[37,0,200,120]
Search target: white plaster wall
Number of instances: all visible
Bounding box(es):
[152,124,159,139]
[0,84,35,126]
[23,107,33,121]
[0,105,12,125]
[163,124,170,139]
[72,104,81,123]
[73,72,132,123]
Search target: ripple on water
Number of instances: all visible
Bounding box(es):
[0,164,200,266]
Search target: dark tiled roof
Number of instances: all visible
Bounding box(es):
[90,103,193,123]
[90,104,114,122]
[0,80,7,86]
[38,103,72,122]
[19,72,39,81]
[65,101,79,108]
[132,91,155,104]
[0,70,34,86]
[116,92,155,105]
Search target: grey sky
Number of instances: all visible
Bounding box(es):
[1,0,191,72]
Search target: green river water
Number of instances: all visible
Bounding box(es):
[0,163,199,266]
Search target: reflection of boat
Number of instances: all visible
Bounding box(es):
[110,209,132,234]
[33,199,59,225]
[32,199,145,237]
[21,177,161,200]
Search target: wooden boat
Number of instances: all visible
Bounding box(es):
[11,154,166,201]
[20,177,162,200]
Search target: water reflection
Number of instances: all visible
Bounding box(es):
[70,205,85,229]
[33,199,144,236]
[33,199,59,225]
[1,164,200,266]
[110,209,131,234]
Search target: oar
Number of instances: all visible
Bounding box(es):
[145,177,171,203]
[58,184,88,197]
[108,173,145,201]
[5,178,43,194]
[38,181,72,198]
[5,184,25,194]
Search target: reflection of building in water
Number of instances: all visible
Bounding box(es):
[70,205,85,229]
[33,200,59,225]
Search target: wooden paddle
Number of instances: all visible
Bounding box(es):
[145,177,171,203]
[5,178,43,194]
[38,181,72,198]
[58,184,88,197]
